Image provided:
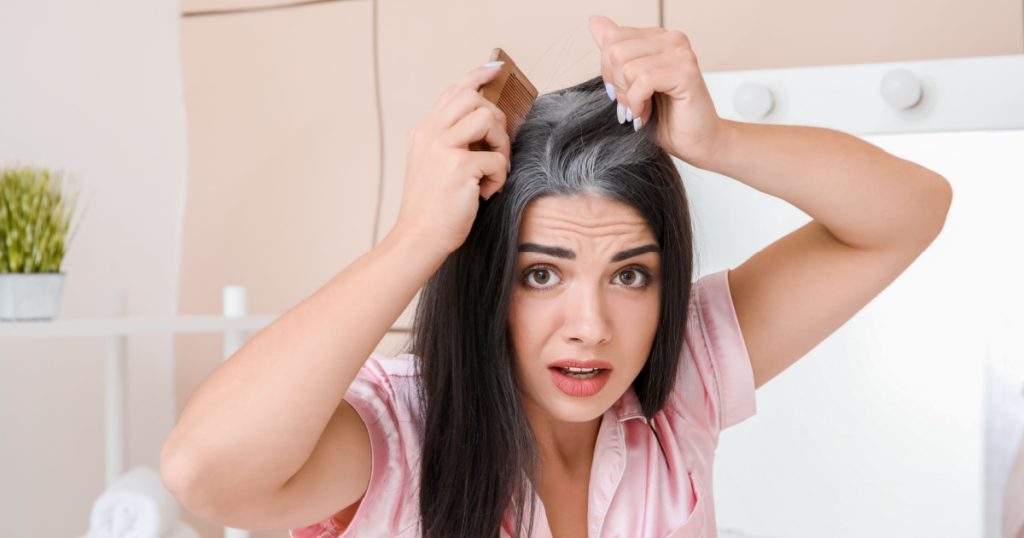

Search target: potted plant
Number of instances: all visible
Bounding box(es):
[0,165,82,321]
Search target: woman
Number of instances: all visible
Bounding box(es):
[160,15,953,538]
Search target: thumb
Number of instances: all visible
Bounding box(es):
[588,15,617,48]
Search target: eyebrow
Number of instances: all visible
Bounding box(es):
[517,243,660,262]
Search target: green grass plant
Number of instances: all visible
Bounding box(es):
[0,165,80,273]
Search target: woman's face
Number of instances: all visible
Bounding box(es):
[509,194,661,424]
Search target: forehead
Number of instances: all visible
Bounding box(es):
[519,194,653,240]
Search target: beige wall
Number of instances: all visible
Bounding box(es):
[0,1,187,537]
[173,1,1023,536]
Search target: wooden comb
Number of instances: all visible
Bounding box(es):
[469,47,538,152]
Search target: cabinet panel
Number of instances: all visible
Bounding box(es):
[177,0,378,320]
[666,0,1023,72]
[174,7,378,536]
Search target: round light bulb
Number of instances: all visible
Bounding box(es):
[880,69,923,109]
[732,82,775,119]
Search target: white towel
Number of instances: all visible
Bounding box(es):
[80,521,199,538]
[86,466,181,538]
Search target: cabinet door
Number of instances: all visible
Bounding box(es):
[177,1,379,316]
[665,0,1023,72]
[174,12,380,531]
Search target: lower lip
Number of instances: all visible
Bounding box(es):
[548,368,611,397]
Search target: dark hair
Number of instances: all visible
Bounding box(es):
[409,74,695,537]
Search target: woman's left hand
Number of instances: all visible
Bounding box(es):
[588,15,730,167]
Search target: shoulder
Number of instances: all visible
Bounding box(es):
[343,352,425,431]
[289,353,425,538]
[671,269,758,440]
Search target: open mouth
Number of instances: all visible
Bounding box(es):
[551,366,606,379]
[547,367,612,397]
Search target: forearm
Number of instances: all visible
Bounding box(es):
[698,119,953,250]
[161,229,444,497]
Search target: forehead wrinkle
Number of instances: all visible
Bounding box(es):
[518,195,656,256]
[523,212,650,238]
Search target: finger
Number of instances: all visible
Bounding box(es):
[474,151,508,200]
[587,15,654,45]
[588,15,618,49]
[438,63,504,110]
[623,58,682,126]
[438,90,510,166]
[599,33,669,102]
[447,106,511,167]
[450,108,509,197]
[437,87,506,132]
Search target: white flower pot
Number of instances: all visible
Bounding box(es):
[0,272,66,321]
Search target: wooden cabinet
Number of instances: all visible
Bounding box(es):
[665,0,1023,72]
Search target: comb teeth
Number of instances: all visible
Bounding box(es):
[496,73,535,144]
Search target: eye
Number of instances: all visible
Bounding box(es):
[613,266,653,289]
[522,265,561,290]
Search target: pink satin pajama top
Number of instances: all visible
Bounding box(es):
[290,268,757,537]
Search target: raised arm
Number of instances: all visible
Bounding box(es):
[159,62,512,530]
[708,120,952,389]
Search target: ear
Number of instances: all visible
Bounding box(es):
[588,15,618,48]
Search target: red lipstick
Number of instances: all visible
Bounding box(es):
[546,358,613,397]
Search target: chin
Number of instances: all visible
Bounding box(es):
[548,403,609,423]
[540,385,621,423]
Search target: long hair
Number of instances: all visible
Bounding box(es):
[410,74,695,537]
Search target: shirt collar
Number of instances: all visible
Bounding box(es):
[613,385,648,424]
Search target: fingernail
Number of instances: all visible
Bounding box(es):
[483,60,505,69]
[625,107,633,122]
[633,116,643,131]
[605,82,616,101]
[616,103,625,124]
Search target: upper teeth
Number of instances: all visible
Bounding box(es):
[564,367,598,373]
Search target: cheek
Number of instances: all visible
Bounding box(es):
[508,296,547,355]
[612,294,661,361]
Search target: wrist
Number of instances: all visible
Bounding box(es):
[380,226,450,273]
[689,118,739,171]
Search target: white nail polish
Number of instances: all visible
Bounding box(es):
[483,60,505,68]
[605,82,616,101]
[633,116,643,131]
[626,107,633,122]
[616,103,625,124]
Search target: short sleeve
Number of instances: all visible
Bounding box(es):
[672,268,757,438]
[289,355,423,538]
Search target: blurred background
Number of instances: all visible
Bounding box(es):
[0,0,1022,537]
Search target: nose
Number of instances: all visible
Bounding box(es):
[561,280,612,347]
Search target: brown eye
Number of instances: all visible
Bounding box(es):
[613,267,652,289]
[523,266,561,290]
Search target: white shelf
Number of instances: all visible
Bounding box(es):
[0,315,277,338]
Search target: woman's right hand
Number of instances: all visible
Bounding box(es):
[391,63,511,257]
